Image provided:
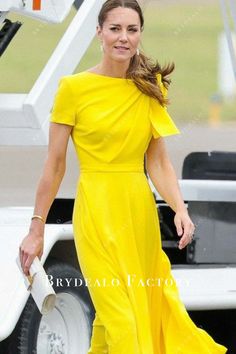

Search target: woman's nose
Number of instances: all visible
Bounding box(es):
[118,31,128,42]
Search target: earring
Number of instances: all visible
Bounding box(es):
[136,48,140,56]
[100,42,104,52]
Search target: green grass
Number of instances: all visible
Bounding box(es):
[0,2,235,123]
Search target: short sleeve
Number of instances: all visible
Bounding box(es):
[149,73,181,139]
[50,77,76,126]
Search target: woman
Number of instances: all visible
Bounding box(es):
[19,0,228,353]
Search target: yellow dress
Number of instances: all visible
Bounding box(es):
[50,71,228,354]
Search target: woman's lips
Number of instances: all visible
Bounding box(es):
[114,46,129,51]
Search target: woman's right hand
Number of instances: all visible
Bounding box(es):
[19,223,44,276]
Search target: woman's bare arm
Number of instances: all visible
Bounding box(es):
[146,136,195,249]
[146,136,185,213]
[19,122,73,275]
[32,122,72,220]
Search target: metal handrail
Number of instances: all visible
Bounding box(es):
[219,0,236,80]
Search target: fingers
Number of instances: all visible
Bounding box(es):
[20,250,28,276]
[19,243,34,276]
[19,233,44,276]
[174,212,195,250]
[19,245,24,272]
[20,251,34,276]
[178,222,195,249]
[23,255,35,277]
[175,217,183,237]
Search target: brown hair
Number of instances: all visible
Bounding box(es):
[98,0,175,107]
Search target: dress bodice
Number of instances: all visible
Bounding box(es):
[50,71,180,172]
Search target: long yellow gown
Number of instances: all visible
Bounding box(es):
[50,71,228,354]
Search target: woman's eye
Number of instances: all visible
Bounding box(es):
[110,28,138,32]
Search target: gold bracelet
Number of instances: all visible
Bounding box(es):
[31,214,46,224]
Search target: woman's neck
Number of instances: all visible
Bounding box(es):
[95,60,130,78]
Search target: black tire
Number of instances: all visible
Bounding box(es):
[3,258,95,354]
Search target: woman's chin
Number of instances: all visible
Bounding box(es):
[110,54,132,63]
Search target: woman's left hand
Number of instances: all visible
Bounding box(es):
[174,210,195,249]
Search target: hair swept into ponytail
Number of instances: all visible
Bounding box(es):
[98,0,175,107]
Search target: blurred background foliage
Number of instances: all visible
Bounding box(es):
[0,0,235,123]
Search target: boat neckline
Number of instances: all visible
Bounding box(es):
[83,71,132,81]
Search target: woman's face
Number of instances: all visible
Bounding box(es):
[97,7,142,63]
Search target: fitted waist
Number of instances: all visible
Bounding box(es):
[80,162,145,173]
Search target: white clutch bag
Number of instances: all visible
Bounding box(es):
[16,255,56,315]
